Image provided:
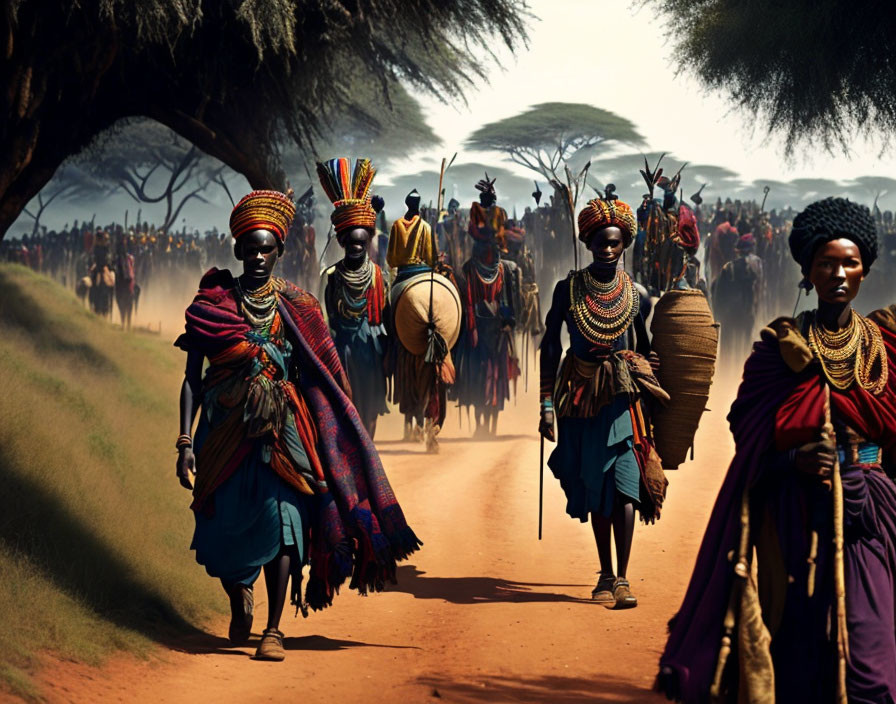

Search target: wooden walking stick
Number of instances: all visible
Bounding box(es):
[710,486,751,697]
[538,434,544,540]
[823,383,850,704]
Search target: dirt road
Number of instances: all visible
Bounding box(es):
[37,378,737,704]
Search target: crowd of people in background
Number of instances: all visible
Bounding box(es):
[3,180,896,368]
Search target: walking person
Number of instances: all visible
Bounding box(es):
[539,193,668,608]
[659,197,896,702]
[175,188,420,662]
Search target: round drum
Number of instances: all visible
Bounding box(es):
[391,271,462,356]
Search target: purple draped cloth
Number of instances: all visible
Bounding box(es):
[658,311,896,703]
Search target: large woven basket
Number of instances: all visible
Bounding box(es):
[391,271,462,356]
[649,289,718,469]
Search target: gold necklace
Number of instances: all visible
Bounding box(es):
[807,310,888,395]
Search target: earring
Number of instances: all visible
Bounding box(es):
[793,279,813,318]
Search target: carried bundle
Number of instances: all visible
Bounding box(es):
[390,271,462,357]
[649,288,718,469]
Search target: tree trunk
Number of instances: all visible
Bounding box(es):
[0,5,283,242]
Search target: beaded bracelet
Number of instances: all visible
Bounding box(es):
[176,434,193,450]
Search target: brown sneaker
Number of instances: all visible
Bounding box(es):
[613,578,638,609]
[253,627,286,661]
[591,573,616,607]
[226,583,253,644]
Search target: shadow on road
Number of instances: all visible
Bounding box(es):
[374,434,534,447]
[417,673,663,703]
[284,635,420,651]
[168,632,420,657]
[170,633,248,656]
[390,565,591,605]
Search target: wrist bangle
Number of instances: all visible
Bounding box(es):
[176,434,193,450]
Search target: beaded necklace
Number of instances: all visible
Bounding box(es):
[569,268,639,344]
[806,310,887,395]
[473,254,501,285]
[335,257,373,319]
[236,277,277,330]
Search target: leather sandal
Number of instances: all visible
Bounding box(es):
[613,577,638,609]
[591,573,616,606]
[253,627,286,661]
[226,583,254,645]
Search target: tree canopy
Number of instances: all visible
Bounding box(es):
[0,0,528,238]
[648,0,896,153]
[465,103,643,182]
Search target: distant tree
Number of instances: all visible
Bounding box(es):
[649,0,896,153]
[280,76,441,194]
[21,165,103,234]
[383,163,532,210]
[0,0,528,239]
[465,103,644,183]
[77,120,226,232]
[845,176,896,211]
[588,152,686,198]
[787,178,845,202]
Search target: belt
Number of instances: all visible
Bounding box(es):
[837,441,882,467]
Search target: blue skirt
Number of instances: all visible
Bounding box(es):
[548,395,641,521]
[191,446,311,586]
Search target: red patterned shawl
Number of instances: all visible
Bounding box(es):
[177,268,421,612]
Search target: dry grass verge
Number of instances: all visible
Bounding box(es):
[0,264,220,700]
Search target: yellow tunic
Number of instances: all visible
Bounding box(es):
[387,215,436,269]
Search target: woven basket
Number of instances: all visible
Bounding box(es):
[649,289,718,469]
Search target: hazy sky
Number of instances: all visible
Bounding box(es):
[14,0,896,234]
[381,0,896,197]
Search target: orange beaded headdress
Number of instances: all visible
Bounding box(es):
[316,157,377,234]
[229,190,296,244]
[577,197,637,247]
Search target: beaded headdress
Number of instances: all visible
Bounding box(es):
[577,191,637,247]
[229,190,296,244]
[316,157,378,234]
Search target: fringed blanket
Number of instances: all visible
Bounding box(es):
[177,268,421,613]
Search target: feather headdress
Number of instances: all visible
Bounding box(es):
[316,157,378,233]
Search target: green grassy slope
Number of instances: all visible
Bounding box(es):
[0,264,219,700]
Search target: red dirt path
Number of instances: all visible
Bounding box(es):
[34,379,737,704]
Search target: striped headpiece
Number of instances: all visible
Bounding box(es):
[316,157,377,233]
[229,190,296,244]
[577,197,637,247]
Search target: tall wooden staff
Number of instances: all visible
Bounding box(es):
[822,383,849,703]
[538,433,544,540]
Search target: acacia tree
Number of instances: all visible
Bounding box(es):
[649,0,896,153]
[0,0,528,240]
[846,176,896,211]
[787,178,845,202]
[384,162,532,208]
[280,75,440,194]
[21,164,103,234]
[465,103,644,183]
[78,120,226,231]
